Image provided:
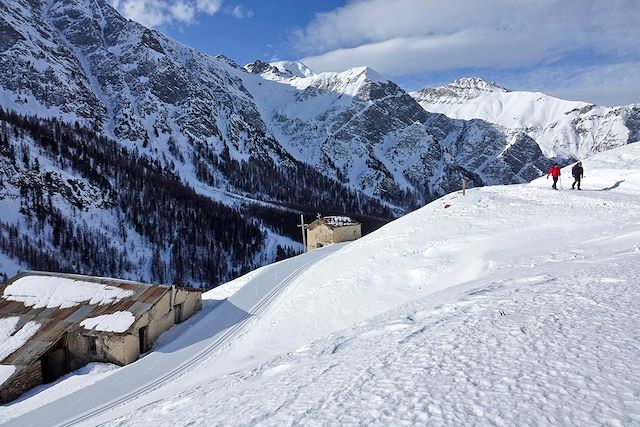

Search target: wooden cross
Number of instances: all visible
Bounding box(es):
[297,213,309,252]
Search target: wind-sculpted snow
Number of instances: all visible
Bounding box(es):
[119,258,640,426]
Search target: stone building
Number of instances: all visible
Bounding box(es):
[0,271,202,403]
[306,215,362,251]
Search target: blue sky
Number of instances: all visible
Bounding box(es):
[112,0,640,106]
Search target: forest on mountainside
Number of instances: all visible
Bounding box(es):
[0,109,392,287]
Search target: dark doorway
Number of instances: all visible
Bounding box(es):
[41,335,70,383]
[138,326,148,354]
[88,336,97,354]
[174,303,184,324]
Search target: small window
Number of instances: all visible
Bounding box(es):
[139,326,148,353]
[174,303,184,324]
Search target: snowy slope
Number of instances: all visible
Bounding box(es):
[1,243,346,426]
[207,141,640,359]
[5,142,639,425]
[412,77,640,159]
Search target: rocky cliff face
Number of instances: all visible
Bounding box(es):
[244,63,552,204]
[1,0,294,166]
[0,0,392,284]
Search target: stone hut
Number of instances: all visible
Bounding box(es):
[0,271,202,403]
[306,215,362,251]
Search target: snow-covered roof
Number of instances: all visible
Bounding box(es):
[0,271,190,369]
[0,317,41,361]
[3,276,135,309]
[80,311,136,333]
[0,365,15,388]
[324,216,359,227]
[309,216,361,230]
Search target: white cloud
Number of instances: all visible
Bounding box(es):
[521,62,640,106]
[295,0,640,75]
[111,0,223,28]
[226,5,254,19]
[170,1,196,23]
[196,0,223,15]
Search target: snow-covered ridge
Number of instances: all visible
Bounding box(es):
[450,76,508,92]
[215,142,640,358]
[239,58,552,205]
[246,59,389,94]
[269,61,315,78]
[410,77,508,105]
[283,66,389,96]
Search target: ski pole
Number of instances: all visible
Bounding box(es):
[559,176,563,190]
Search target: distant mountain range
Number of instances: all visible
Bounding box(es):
[1,0,638,285]
[411,77,640,160]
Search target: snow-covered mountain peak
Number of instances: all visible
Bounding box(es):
[246,61,389,91]
[299,66,390,94]
[244,60,314,80]
[448,77,508,93]
[344,66,388,84]
[215,54,241,68]
[411,77,507,104]
[270,61,315,78]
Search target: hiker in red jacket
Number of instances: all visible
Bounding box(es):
[547,163,561,190]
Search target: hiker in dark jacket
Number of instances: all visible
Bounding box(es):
[547,163,561,189]
[571,161,584,190]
